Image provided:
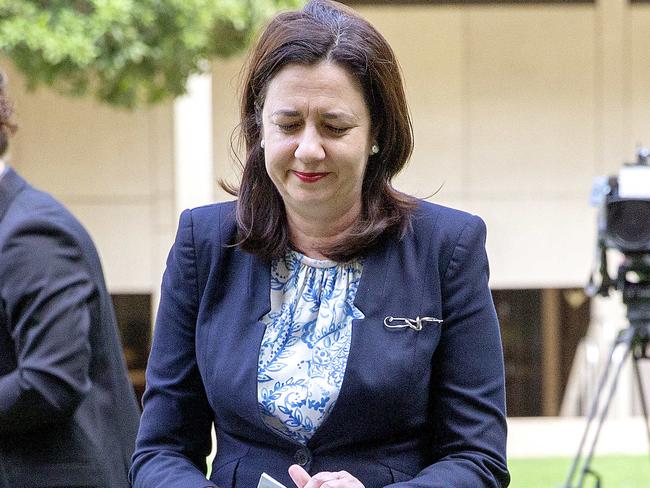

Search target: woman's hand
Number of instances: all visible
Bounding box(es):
[288,464,365,488]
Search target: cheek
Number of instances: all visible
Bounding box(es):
[352,158,369,191]
[263,153,273,178]
[266,139,297,165]
[264,143,292,180]
[351,152,370,178]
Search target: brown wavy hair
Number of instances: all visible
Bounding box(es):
[225,0,416,262]
[0,72,17,157]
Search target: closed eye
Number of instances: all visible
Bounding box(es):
[327,126,350,135]
[277,122,301,132]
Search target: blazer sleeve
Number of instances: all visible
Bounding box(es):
[0,219,94,433]
[130,209,218,488]
[387,215,509,487]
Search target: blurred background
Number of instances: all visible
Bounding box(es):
[2,1,650,485]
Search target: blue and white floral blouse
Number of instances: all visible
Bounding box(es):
[257,250,364,445]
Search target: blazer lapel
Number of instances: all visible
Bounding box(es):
[248,251,271,320]
[0,168,27,222]
[307,237,395,448]
[241,252,291,445]
[352,239,394,318]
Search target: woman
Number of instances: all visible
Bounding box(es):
[130,1,509,487]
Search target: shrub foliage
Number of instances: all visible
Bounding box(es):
[0,0,303,108]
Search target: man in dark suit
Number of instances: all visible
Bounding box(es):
[0,74,140,487]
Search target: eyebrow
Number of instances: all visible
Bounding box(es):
[271,110,301,118]
[270,109,357,121]
[321,111,356,121]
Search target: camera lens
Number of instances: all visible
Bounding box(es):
[606,200,650,252]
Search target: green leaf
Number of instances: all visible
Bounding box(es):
[0,0,306,109]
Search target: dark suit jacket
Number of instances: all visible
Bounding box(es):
[0,168,140,488]
[131,200,509,488]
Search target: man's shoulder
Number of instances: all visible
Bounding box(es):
[0,184,99,265]
[6,185,86,235]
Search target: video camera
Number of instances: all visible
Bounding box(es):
[564,148,650,488]
[595,148,650,253]
[588,148,650,314]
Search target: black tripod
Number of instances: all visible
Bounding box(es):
[562,265,650,488]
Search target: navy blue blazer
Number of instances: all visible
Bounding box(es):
[0,168,140,488]
[131,200,509,488]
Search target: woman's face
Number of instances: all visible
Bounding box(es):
[261,61,373,220]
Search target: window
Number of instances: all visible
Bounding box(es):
[111,293,152,402]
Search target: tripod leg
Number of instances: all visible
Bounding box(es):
[631,355,650,457]
[575,327,635,488]
[562,327,635,488]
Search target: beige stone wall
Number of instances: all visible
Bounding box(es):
[215,1,650,289]
[1,62,176,294]
[3,0,650,294]
[362,3,599,288]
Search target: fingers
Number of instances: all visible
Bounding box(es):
[299,470,364,488]
[288,464,312,488]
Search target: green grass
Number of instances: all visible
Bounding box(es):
[508,455,650,488]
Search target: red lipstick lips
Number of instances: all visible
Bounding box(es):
[292,171,329,183]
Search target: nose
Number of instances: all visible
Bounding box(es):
[294,126,325,162]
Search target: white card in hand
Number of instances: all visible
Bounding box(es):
[257,472,288,488]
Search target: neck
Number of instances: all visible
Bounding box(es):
[286,201,361,260]
[0,160,5,173]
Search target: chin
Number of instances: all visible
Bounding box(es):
[288,190,331,205]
